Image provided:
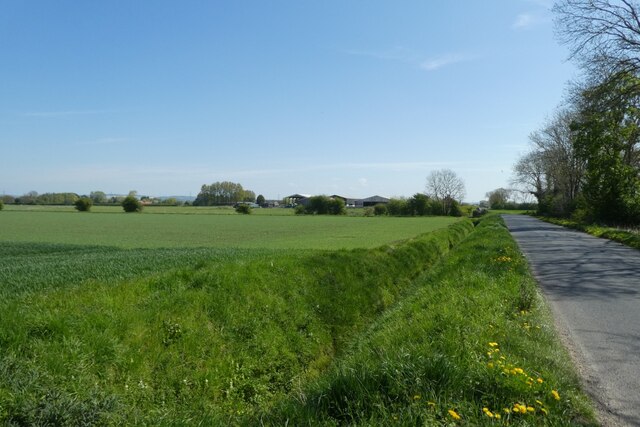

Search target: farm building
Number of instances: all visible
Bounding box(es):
[355,195,390,207]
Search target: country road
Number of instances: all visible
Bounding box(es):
[503,215,640,427]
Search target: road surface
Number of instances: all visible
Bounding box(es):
[503,215,640,427]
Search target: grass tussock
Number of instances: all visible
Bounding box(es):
[259,215,596,426]
[0,221,473,425]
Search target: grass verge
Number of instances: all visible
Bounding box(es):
[260,215,597,426]
[538,216,640,250]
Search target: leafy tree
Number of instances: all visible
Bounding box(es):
[74,197,93,212]
[122,195,143,213]
[407,193,431,216]
[1,195,14,204]
[386,198,408,216]
[90,191,107,204]
[235,203,252,214]
[193,181,256,206]
[327,197,346,215]
[373,203,387,216]
[486,188,512,210]
[256,194,266,206]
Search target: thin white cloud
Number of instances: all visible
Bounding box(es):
[343,46,421,63]
[420,53,476,71]
[346,47,478,72]
[512,13,534,29]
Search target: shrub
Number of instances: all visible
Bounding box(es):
[327,198,346,215]
[122,196,143,213]
[235,204,252,214]
[74,197,93,212]
[386,198,408,216]
[363,207,374,217]
[294,204,306,215]
[373,203,387,216]
[0,200,3,211]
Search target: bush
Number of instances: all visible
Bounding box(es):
[363,207,374,217]
[74,197,93,212]
[373,203,387,216]
[294,204,306,215]
[235,204,252,214]
[327,198,346,215]
[122,196,143,213]
[386,198,408,216]
[0,200,3,211]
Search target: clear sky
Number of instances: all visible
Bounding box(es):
[0,0,576,202]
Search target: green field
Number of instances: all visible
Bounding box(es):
[0,208,458,249]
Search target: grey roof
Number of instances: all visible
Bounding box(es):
[359,195,390,202]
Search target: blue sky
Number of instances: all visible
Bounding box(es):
[0,0,575,202]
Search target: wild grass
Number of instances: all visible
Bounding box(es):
[0,221,474,425]
[259,215,596,426]
[0,210,459,249]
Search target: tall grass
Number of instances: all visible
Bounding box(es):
[260,215,596,426]
[0,221,473,425]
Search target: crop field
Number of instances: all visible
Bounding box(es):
[0,208,459,249]
[0,212,596,425]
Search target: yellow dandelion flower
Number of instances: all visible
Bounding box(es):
[537,377,544,383]
[536,400,544,406]
[503,408,511,414]
[495,413,501,419]
[448,409,461,420]
[540,407,548,415]
[527,406,535,413]
[514,367,524,374]
[487,362,494,369]
[489,342,499,347]
[551,390,560,401]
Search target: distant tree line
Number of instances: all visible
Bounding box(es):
[295,195,346,215]
[193,181,256,206]
[512,0,640,224]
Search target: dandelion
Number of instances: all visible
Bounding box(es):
[487,362,494,369]
[551,390,560,401]
[495,413,502,419]
[413,395,421,400]
[537,377,544,384]
[489,342,499,347]
[483,407,494,418]
[448,409,461,420]
[526,406,535,413]
[427,401,436,407]
[535,400,544,406]
[503,408,511,414]
[540,407,548,415]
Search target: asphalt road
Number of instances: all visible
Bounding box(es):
[503,215,640,427]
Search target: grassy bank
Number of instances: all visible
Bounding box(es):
[260,215,596,425]
[0,221,473,425]
[539,216,640,250]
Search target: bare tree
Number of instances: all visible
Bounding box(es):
[554,0,640,75]
[425,169,466,215]
[511,151,548,204]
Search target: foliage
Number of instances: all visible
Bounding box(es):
[294,204,306,215]
[235,203,252,214]
[299,195,346,215]
[90,191,107,204]
[0,200,3,211]
[571,74,640,224]
[256,194,266,206]
[121,196,143,213]
[373,203,387,216]
[0,221,474,425]
[74,197,93,212]
[193,181,256,206]
[386,198,408,216]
